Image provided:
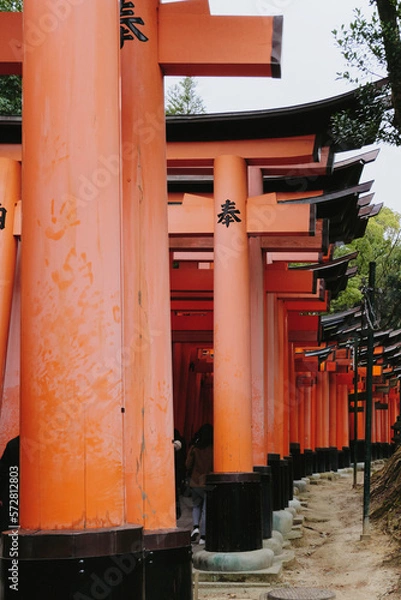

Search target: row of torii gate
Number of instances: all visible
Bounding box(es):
[0,1,399,599]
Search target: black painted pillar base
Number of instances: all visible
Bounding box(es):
[289,443,302,480]
[316,448,326,473]
[329,447,338,472]
[205,472,263,552]
[284,455,294,502]
[253,466,273,540]
[0,526,144,600]
[304,449,314,476]
[267,454,283,511]
[144,529,192,600]
[339,446,351,468]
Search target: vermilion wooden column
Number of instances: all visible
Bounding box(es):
[0,160,19,395]
[304,380,312,451]
[279,300,290,455]
[18,2,143,597]
[249,237,266,466]
[214,155,253,472]
[310,378,317,451]
[266,293,277,455]
[0,159,19,451]
[22,0,123,531]
[315,372,324,448]
[322,372,330,448]
[329,373,337,447]
[289,344,298,445]
[249,168,266,466]
[120,0,175,531]
[297,384,305,453]
[336,381,349,450]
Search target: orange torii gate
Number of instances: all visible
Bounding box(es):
[0,1,283,598]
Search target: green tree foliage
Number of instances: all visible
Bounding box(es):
[0,0,22,116]
[165,77,206,115]
[0,0,22,8]
[332,0,401,145]
[331,206,401,329]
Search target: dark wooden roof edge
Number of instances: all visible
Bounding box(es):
[279,181,374,205]
[333,148,380,170]
[290,251,358,272]
[165,85,378,142]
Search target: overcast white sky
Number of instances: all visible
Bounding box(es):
[164,0,401,215]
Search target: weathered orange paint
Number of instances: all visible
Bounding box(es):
[250,237,267,466]
[121,0,176,529]
[21,1,124,529]
[214,155,253,472]
[0,160,19,390]
[159,0,281,77]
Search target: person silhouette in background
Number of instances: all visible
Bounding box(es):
[185,424,213,544]
[173,428,186,519]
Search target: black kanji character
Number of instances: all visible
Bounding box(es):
[0,205,7,230]
[120,1,149,48]
[217,199,242,228]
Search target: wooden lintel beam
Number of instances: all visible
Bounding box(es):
[168,193,314,236]
[284,293,330,313]
[159,0,282,77]
[265,266,315,294]
[0,4,283,79]
[260,146,332,176]
[167,136,316,168]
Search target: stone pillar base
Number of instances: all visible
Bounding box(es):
[193,547,274,572]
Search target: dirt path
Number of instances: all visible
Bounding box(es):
[197,467,401,600]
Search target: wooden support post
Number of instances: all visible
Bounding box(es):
[21,0,124,532]
[315,372,324,448]
[121,0,175,531]
[250,237,266,466]
[329,373,337,448]
[304,381,312,451]
[16,4,143,597]
[322,371,330,448]
[336,381,349,450]
[0,159,20,451]
[214,155,253,472]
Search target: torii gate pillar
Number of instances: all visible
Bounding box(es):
[202,155,271,564]
[4,3,143,599]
